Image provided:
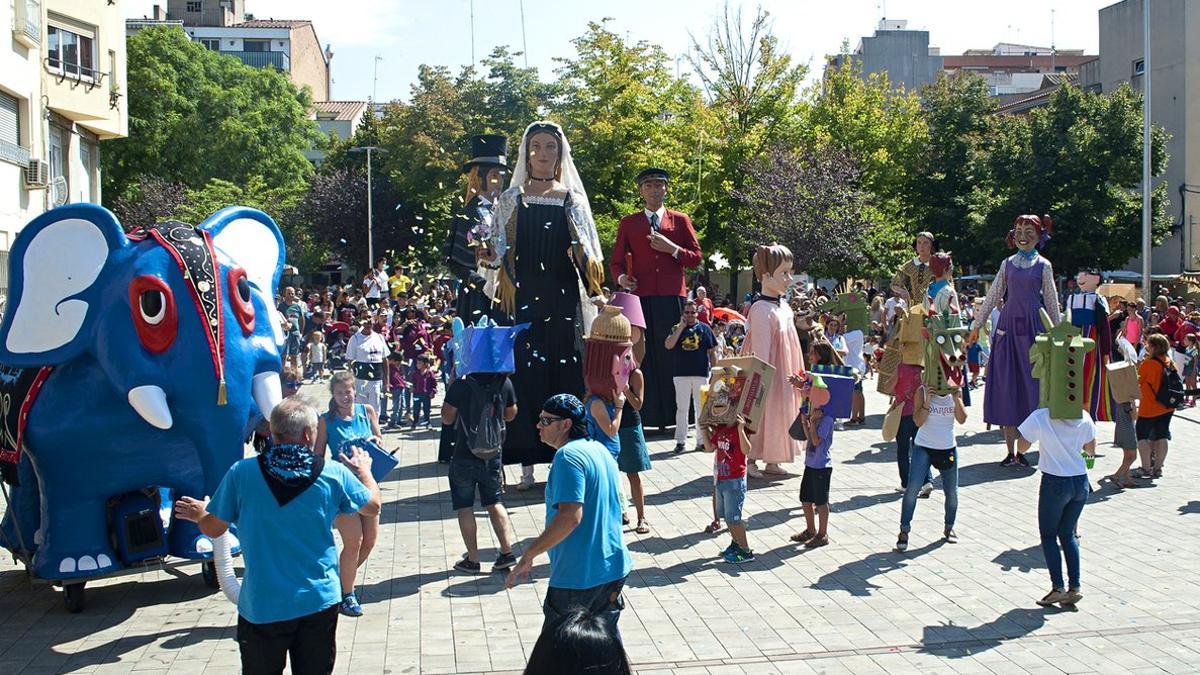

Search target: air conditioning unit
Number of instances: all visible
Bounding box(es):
[24,159,49,189]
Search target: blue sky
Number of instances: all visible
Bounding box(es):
[126,0,1120,103]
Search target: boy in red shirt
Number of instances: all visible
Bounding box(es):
[701,418,753,563]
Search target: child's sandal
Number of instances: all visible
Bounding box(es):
[790,530,815,544]
[703,520,721,534]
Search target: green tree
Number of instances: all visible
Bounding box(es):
[801,60,927,278]
[553,20,717,259]
[103,26,322,204]
[902,72,1000,269]
[981,84,1171,274]
[689,4,807,291]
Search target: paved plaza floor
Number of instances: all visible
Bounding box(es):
[2,382,1200,674]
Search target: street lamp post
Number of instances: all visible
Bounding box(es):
[350,146,386,269]
[1141,0,1152,302]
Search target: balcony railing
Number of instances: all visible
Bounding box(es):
[224,50,290,71]
[13,0,41,47]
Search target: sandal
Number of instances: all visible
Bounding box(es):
[1132,468,1153,479]
[634,520,651,535]
[703,520,721,534]
[622,513,630,526]
[790,529,815,544]
[805,534,830,549]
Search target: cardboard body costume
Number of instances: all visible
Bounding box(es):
[744,245,804,465]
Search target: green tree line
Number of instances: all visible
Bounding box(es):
[104,10,1171,287]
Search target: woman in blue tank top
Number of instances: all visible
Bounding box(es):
[314,372,383,618]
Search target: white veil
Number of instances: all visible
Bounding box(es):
[498,121,603,265]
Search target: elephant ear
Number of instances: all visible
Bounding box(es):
[0,204,128,366]
[201,207,286,299]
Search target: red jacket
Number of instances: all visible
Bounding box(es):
[609,210,701,298]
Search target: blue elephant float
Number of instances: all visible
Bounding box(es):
[0,204,287,604]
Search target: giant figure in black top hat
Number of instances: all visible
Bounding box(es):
[444,134,509,322]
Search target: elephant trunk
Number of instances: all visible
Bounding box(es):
[213,530,240,604]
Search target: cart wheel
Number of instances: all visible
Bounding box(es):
[63,583,85,613]
[201,561,220,589]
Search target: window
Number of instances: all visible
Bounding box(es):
[186,1,202,12]
[1134,58,1145,76]
[243,39,269,53]
[199,38,220,51]
[0,91,30,168]
[48,123,69,187]
[48,24,96,78]
[78,137,98,203]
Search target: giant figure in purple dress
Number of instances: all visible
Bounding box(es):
[969,215,1061,467]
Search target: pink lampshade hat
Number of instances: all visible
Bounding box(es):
[609,291,646,329]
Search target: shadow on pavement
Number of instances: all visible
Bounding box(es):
[919,605,1072,657]
[810,539,945,597]
[1179,501,1200,515]
[991,544,1045,573]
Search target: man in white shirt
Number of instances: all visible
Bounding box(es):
[345,318,391,411]
[363,257,389,308]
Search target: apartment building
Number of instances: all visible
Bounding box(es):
[0,0,128,290]
[127,2,331,101]
[826,19,944,93]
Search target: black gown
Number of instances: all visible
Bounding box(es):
[502,193,587,466]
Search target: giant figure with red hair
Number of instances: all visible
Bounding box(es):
[970,215,1062,467]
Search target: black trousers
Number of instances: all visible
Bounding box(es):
[238,604,339,675]
[639,295,686,429]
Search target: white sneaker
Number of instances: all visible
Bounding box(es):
[834,420,845,431]
[919,483,933,498]
[516,475,535,491]
[746,464,763,478]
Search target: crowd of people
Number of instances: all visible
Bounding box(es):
[194,123,1197,675]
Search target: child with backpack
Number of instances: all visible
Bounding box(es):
[441,369,518,574]
[1134,334,1180,479]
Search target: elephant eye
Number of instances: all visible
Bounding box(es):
[140,290,166,325]
[227,267,256,336]
[130,275,178,354]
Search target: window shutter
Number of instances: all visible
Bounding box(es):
[0,92,19,147]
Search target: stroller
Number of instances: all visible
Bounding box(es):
[326,321,352,369]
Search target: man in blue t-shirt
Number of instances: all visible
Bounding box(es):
[505,394,633,637]
[175,399,381,675]
[665,300,719,453]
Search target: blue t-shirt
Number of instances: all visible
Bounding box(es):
[324,404,373,457]
[543,438,633,589]
[208,458,370,624]
[672,322,717,376]
[805,413,835,469]
[585,396,620,460]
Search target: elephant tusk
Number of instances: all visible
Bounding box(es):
[252,371,283,421]
[127,385,173,430]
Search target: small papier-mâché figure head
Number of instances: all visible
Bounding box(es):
[1030,307,1095,419]
[922,310,969,394]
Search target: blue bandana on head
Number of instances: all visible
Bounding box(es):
[257,442,323,506]
[542,393,589,439]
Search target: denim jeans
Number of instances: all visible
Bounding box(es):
[896,416,932,488]
[412,394,431,425]
[1038,473,1089,590]
[543,577,626,641]
[900,445,958,533]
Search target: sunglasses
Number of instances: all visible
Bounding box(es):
[284,381,303,389]
[536,415,565,427]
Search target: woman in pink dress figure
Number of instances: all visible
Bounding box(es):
[744,244,805,477]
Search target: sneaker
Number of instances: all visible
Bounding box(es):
[894,534,909,552]
[1000,454,1017,467]
[674,443,685,455]
[1060,588,1083,605]
[454,557,482,574]
[516,475,535,491]
[1016,454,1031,468]
[918,483,933,499]
[834,420,845,431]
[944,529,958,544]
[492,552,517,572]
[723,546,755,563]
[721,541,738,557]
[1036,589,1068,606]
[746,463,763,479]
[338,593,364,617]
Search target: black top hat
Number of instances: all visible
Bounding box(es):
[636,167,669,184]
[461,134,509,174]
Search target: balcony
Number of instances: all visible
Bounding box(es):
[224,50,290,72]
[13,0,41,48]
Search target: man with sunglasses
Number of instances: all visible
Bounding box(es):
[665,300,719,454]
[506,394,632,638]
